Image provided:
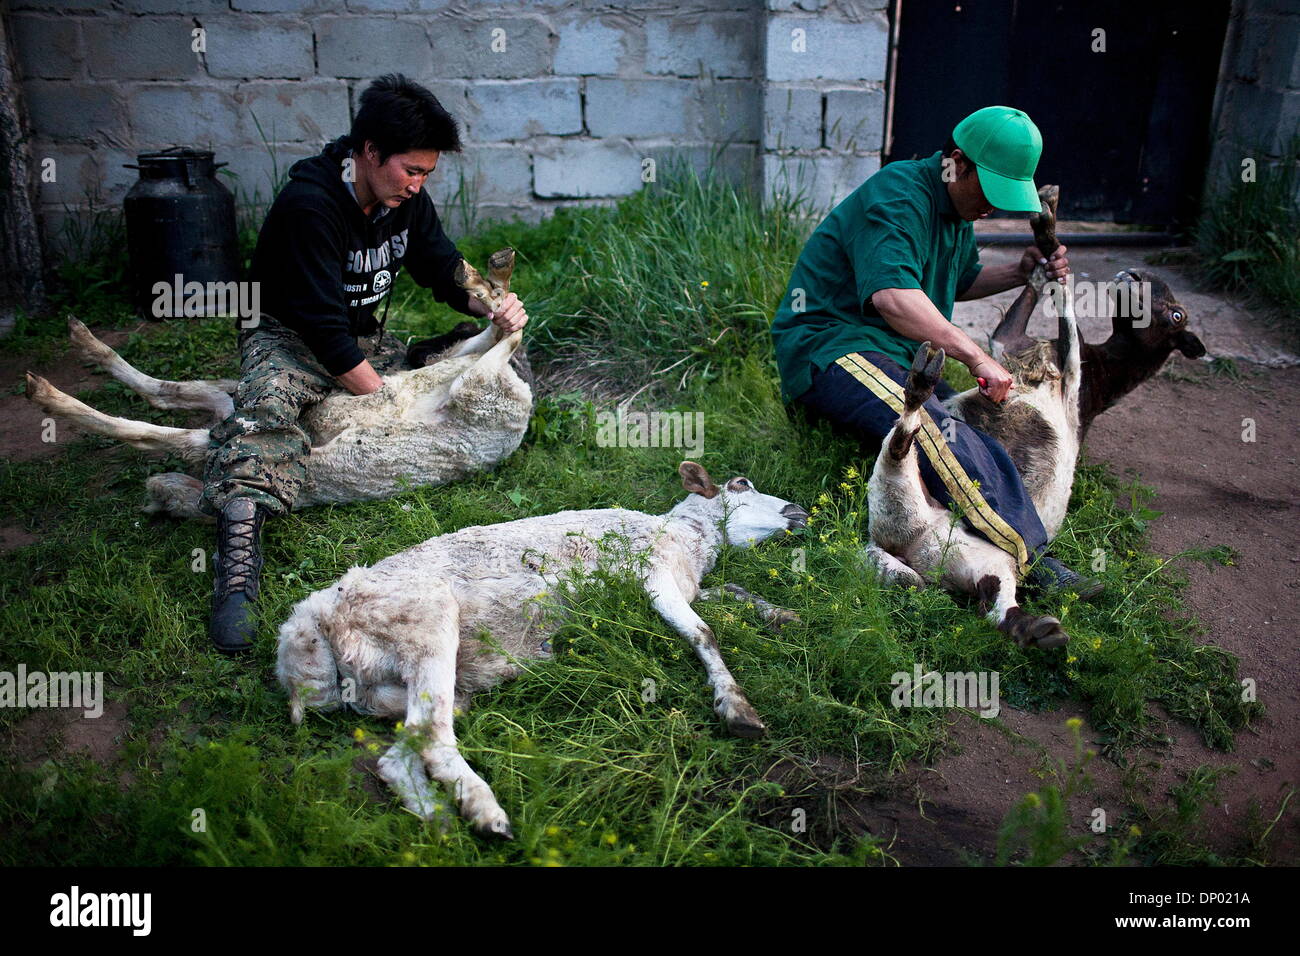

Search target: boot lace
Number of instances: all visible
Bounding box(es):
[217,508,264,596]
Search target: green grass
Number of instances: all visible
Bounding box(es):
[0,167,1262,866]
[1194,135,1300,326]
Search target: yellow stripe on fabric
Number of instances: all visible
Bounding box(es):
[834,352,1030,571]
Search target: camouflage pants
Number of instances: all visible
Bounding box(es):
[199,317,409,517]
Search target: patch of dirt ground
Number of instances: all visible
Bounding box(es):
[0,325,143,465]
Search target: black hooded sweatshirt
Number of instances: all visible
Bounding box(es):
[249,136,474,376]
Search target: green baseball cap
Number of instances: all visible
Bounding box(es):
[951,106,1043,213]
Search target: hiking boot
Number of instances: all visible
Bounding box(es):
[209,497,268,654]
[1025,554,1104,603]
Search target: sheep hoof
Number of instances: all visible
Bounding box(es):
[1016,614,1068,649]
[768,608,801,630]
[24,371,58,408]
[904,342,946,410]
[721,698,767,739]
[475,815,515,840]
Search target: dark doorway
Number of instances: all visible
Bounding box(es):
[885,0,1231,226]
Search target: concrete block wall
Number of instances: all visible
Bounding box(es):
[1204,0,1300,202]
[10,0,890,248]
[761,0,890,212]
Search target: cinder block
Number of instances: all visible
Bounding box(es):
[118,0,234,12]
[317,17,433,78]
[763,152,879,212]
[217,143,318,203]
[471,201,547,227]
[765,15,888,82]
[1275,90,1300,156]
[12,0,106,10]
[98,147,144,203]
[24,82,124,144]
[430,145,533,206]
[554,17,628,75]
[344,0,422,11]
[764,86,821,150]
[1228,83,1283,154]
[29,145,100,206]
[85,18,203,80]
[11,15,81,80]
[645,142,759,188]
[824,88,884,152]
[128,85,242,147]
[693,80,760,142]
[1257,18,1299,90]
[534,140,645,198]
[205,19,314,79]
[646,16,757,78]
[463,79,581,141]
[236,82,351,144]
[586,77,692,138]
[230,0,322,11]
[429,18,553,79]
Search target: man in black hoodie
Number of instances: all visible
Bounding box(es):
[201,75,527,653]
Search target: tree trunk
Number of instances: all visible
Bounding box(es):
[0,0,47,334]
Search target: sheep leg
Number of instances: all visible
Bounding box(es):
[69,318,236,424]
[376,738,441,822]
[969,557,1068,650]
[448,328,524,402]
[398,591,513,838]
[989,285,1039,363]
[1027,184,1081,410]
[143,473,209,520]
[648,570,766,738]
[861,543,926,589]
[437,322,498,361]
[698,584,801,629]
[866,343,947,556]
[24,372,211,463]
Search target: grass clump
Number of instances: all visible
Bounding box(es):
[1194,136,1300,322]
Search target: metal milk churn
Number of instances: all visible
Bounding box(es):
[123,147,239,318]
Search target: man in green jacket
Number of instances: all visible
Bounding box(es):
[771,105,1099,597]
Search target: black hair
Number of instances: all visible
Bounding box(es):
[942,135,976,178]
[348,74,462,162]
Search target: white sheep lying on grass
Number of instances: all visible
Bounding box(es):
[276,461,809,837]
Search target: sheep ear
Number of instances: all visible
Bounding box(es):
[679,461,718,499]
